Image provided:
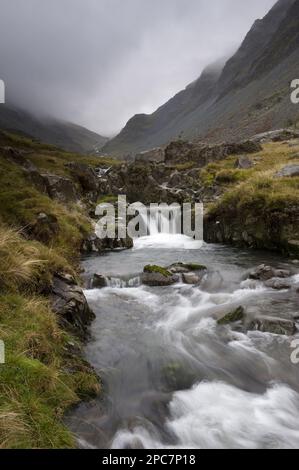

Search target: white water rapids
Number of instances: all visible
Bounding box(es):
[68,218,299,449]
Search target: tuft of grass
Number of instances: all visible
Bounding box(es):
[0,227,44,292]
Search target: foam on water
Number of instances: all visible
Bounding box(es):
[134,233,203,250]
[72,222,299,450]
[112,382,299,449]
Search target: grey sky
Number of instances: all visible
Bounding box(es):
[0,0,276,136]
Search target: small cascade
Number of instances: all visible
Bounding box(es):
[104,275,141,288]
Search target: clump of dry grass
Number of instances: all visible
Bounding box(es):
[0,407,30,449]
[0,226,44,292]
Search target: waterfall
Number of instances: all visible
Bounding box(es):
[142,206,182,235]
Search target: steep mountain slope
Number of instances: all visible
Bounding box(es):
[104,0,299,156]
[0,105,108,154]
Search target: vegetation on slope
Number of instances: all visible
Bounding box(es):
[0,132,103,448]
[204,141,299,255]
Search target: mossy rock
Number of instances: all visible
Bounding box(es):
[144,265,172,277]
[162,362,198,391]
[217,306,245,325]
[168,262,207,274]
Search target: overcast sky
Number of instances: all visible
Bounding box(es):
[0,0,276,136]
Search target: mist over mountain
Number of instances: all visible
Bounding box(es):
[104,0,299,156]
[0,105,108,153]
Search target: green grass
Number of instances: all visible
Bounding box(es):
[0,294,99,448]
[0,134,103,448]
[206,142,299,254]
[0,155,92,262]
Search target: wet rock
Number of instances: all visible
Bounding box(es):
[248,316,297,336]
[42,174,78,203]
[162,363,198,391]
[265,278,292,290]
[168,263,207,274]
[92,274,108,289]
[50,273,95,339]
[249,265,290,282]
[182,272,201,285]
[217,306,245,325]
[81,231,133,254]
[141,265,178,287]
[275,165,299,178]
[234,156,254,169]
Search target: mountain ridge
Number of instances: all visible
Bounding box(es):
[104,0,299,157]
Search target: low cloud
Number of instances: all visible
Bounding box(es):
[0,0,276,135]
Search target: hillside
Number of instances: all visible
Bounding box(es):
[0,105,109,154]
[104,0,299,156]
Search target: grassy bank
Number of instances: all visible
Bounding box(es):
[203,142,299,254]
[0,133,103,448]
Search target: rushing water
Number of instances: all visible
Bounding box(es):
[68,231,299,449]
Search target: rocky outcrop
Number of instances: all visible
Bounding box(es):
[252,129,299,144]
[42,174,78,203]
[164,140,261,166]
[135,147,165,163]
[66,162,99,201]
[50,273,95,339]
[204,204,299,256]
[275,165,299,178]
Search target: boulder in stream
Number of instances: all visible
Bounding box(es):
[141,265,179,287]
[217,306,245,325]
[265,278,292,290]
[168,262,207,274]
[247,316,297,336]
[249,264,290,282]
[92,274,108,289]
